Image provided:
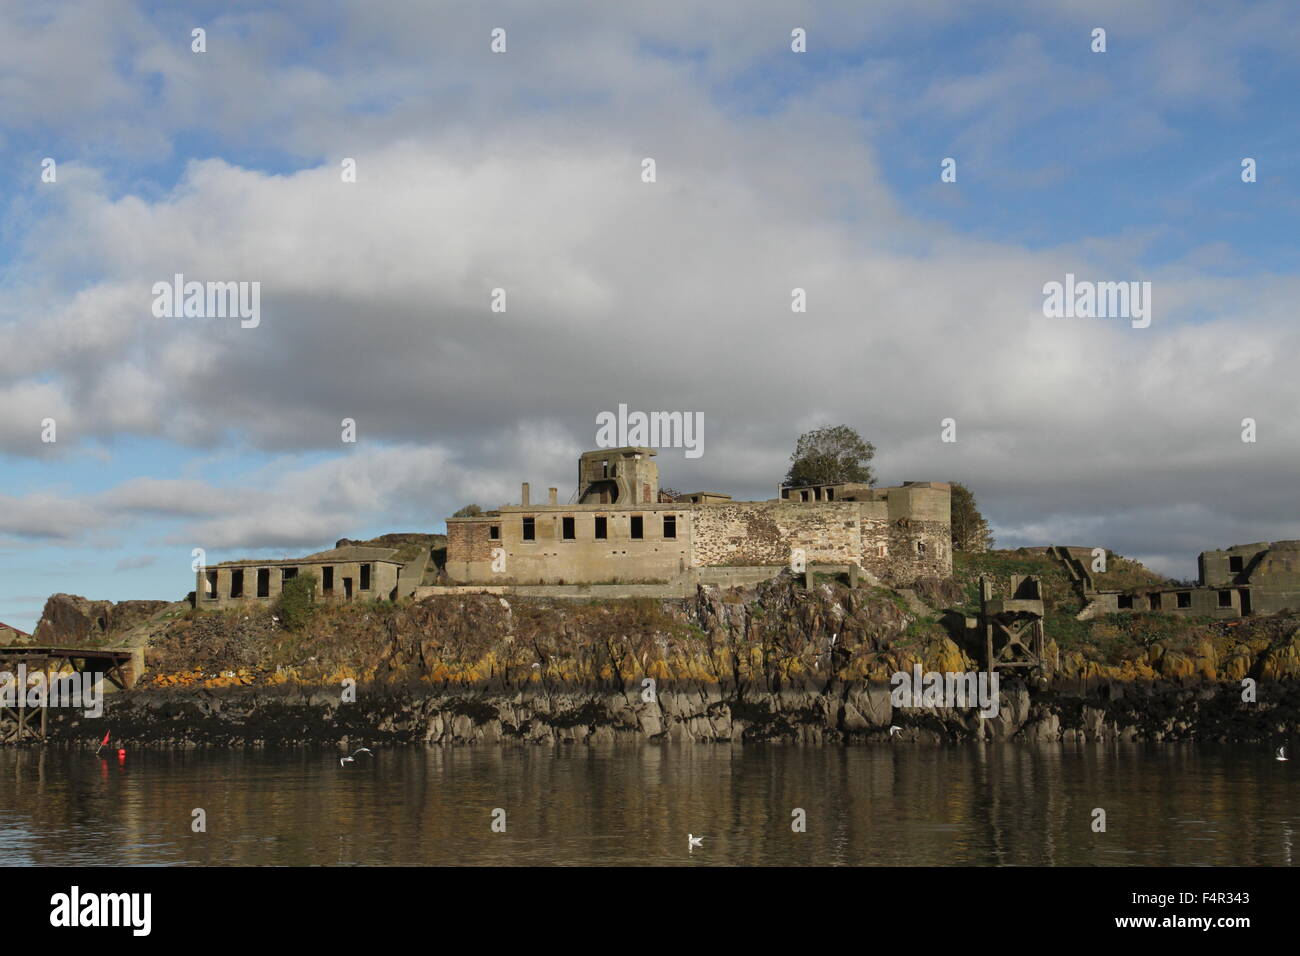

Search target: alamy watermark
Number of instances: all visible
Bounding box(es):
[1042,273,1151,328]
[595,404,704,458]
[890,665,1000,718]
[0,667,104,717]
[50,886,150,936]
[151,273,260,328]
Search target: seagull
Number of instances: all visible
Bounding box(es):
[340,747,373,767]
[1277,746,1289,762]
[889,725,902,736]
[688,834,703,850]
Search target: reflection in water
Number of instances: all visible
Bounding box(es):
[0,743,1292,866]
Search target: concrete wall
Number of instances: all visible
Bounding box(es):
[417,565,786,600]
[1248,589,1300,615]
[695,566,784,589]
[416,581,695,600]
[1092,586,1243,620]
[396,550,431,594]
[1195,541,1300,614]
[1200,540,1300,589]
[1200,542,1271,587]
[577,448,660,505]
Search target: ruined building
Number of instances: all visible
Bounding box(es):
[195,543,429,610]
[187,442,1300,619]
[1047,541,1300,620]
[442,447,952,587]
[191,448,952,607]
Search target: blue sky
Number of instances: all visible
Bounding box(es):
[2,0,1299,631]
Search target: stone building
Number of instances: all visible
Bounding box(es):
[443,447,952,587]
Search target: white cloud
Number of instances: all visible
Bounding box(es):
[1,0,1298,577]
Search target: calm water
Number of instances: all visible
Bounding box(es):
[0,743,1294,866]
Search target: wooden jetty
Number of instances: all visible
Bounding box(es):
[0,646,134,743]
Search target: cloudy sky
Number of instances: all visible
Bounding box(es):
[2,0,1298,631]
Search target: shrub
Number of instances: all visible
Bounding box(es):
[276,574,318,631]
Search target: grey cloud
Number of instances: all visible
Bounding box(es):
[1,0,1297,569]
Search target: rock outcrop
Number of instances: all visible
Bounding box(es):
[32,594,171,646]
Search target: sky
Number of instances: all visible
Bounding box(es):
[2,0,1298,632]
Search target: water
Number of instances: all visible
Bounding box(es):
[0,743,1293,866]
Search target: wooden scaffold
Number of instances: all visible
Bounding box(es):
[980,575,1049,686]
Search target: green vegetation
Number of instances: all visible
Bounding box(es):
[1092,551,1171,591]
[949,481,994,552]
[951,550,1075,615]
[902,614,943,643]
[949,548,1212,661]
[275,575,318,631]
[809,570,852,587]
[872,586,910,613]
[783,424,875,488]
[953,549,1091,650]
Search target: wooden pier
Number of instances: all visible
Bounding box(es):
[0,646,134,744]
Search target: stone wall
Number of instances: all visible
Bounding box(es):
[862,517,952,583]
[445,485,952,587]
[689,499,950,585]
[690,501,862,567]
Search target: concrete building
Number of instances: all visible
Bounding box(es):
[1199,540,1300,616]
[443,447,952,587]
[1072,540,1300,620]
[1088,585,1247,620]
[196,544,422,610]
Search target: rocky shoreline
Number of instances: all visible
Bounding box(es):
[15,553,1300,749]
[30,676,1300,748]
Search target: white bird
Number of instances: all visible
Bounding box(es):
[340,747,373,767]
[1277,746,1288,762]
[688,834,703,850]
[889,725,902,736]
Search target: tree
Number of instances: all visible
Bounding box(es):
[784,425,876,488]
[453,504,482,517]
[949,482,994,552]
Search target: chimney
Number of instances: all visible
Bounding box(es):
[548,487,558,505]
[521,482,530,506]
